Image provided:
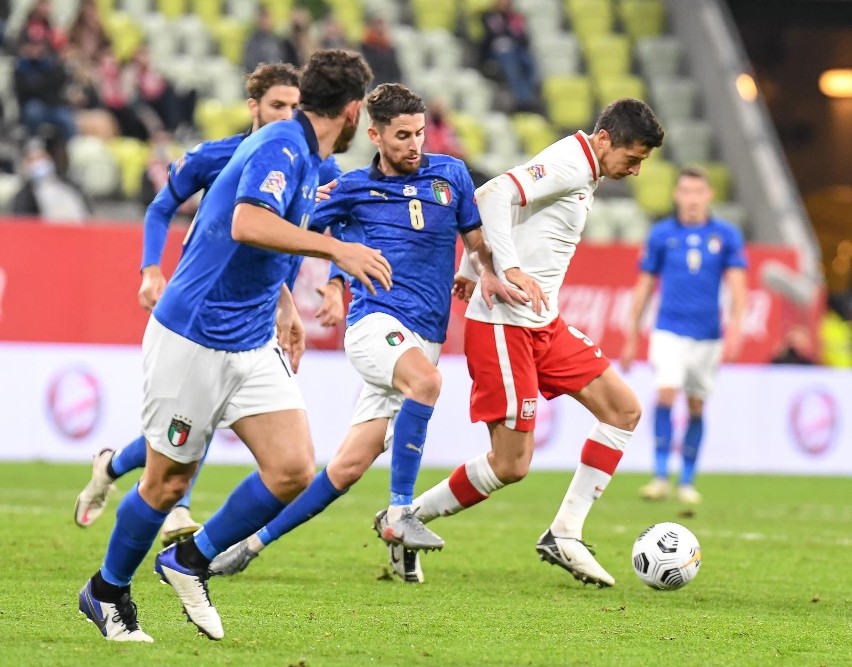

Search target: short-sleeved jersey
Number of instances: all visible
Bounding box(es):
[640,216,747,340]
[310,153,480,343]
[466,131,600,328]
[141,132,341,269]
[153,111,323,351]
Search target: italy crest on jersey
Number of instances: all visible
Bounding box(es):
[168,417,191,447]
[708,235,722,254]
[432,179,452,205]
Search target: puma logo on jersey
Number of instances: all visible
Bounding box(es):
[282,147,297,163]
[370,190,388,200]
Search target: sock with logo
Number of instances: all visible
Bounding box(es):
[550,423,632,540]
[389,398,434,509]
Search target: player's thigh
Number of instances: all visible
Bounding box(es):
[536,320,610,400]
[141,317,233,464]
[649,329,689,391]
[464,319,538,431]
[569,366,641,430]
[685,338,724,400]
[487,421,536,481]
[344,312,439,390]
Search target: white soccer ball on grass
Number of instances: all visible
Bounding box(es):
[631,522,702,590]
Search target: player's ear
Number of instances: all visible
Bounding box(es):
[247,97,258,119]
[344,99,362,124]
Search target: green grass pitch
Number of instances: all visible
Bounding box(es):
[1,463,849,666]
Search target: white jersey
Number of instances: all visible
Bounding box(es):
[465,131,601,328]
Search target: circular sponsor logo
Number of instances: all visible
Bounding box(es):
[789,387,839,457]
[45,367,101,440]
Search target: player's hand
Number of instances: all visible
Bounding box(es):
[315,179,337,203]
[503,267,549,315]
[138,265,166,311]
[452,274,476,302]
[276,305,306,373]
[333,242,392,295]
[315,279,345,327]
[620,334,638,372]
[479,269,528,310]
[723,325,743,362]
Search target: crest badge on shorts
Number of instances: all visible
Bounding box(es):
[168,417,192,447]
[431,179,452,205]
[386,331,405,346]
[521,398,537,420]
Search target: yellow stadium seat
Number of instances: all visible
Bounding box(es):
[629,159,677,217]
[699,162,732,202]
[258,0,293,30]
[94,0,114,18]
[618,0,666,41]
[191,0,223,27]
[567,0,614,46]
[156,0,186,20]
[542,75,594,130]
[227,102,252,135]
[584,33,631,79]
[411,0,457,32]
[595,74,646,107]
[210,18,250,66]
[450,112,487,160]
[107,137,151,199]
[326,0,364,43]
[104,12,144,61]
[511,113,558,155]
[195,99,233,140]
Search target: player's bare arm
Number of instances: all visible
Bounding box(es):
[315,276,345,326]
[138,264,167,311]
[723,267,748,361]
[274,282,305,372]
[461,228,527,310]
[231,202,392,294]
[620,271,657,371]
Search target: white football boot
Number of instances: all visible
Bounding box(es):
[155,544,223,640]
[74,449,117,527]
[388,543,424,583]
[78,579,153,642]
[160,506,202,547]
[536,530,615,587]
[639,477,671,501]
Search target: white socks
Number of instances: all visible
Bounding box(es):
[414,454,504,523]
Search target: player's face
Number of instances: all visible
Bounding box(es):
[598,134,653,180]
[674,175,714,223]
[251,85,301,129]
[333,101,363,154]
[370,113,426,176]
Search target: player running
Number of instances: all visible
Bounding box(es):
[399,98,665,587]
[78,50,384,642]
[206,83,523,580]
[73,63,345,545]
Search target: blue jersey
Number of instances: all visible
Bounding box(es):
[154,111,323,351]
[640,216,747,340]
[311,153,480,343]
[141,131,341,270]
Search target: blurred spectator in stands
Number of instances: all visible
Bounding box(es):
[14,34,76,141]
[140,130,199,216]
[17,0,66,54]
[68,0,109,64]
[128,44,195,136]
[479,0,540,112]
[95,44,151,141]
[242,6,284,74]
[359,15,401,89]
[770,324,816,365]
[423,98,490,188]
[0,0,11,53]
[820,292,852,367]
[318,15,351,51]
[281,7,317,67]
[12,138,90,221]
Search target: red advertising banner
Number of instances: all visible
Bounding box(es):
[0,220,804,361]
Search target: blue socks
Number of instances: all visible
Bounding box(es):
[193,471,285,560]
[258,468,346,546]
[681,415,704,486]
[109,436,147,478]
[653,404,673,479]
[389,399,434,506]
[101,484,168,587]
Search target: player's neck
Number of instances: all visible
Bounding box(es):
[301,110,344,160]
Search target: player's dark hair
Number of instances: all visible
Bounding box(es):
[244,62,301,100]
[366,83,427,128]
[299,49,373,118]
[679,165,709,182]
[594,98,665,149]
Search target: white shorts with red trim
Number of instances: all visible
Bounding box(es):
[464,317,610,432]
[648,329,723,399]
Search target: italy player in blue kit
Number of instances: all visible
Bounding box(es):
[73,63,346,546]
[208,83,523,582]
[77,50,384,643]
[621,165,747,504]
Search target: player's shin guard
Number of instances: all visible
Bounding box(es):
[680,415,704,485]
[389,399,433,507]
[414,453,504,523]
[101,484,168,586]
[550,423,631,540]
[653,404,673,479]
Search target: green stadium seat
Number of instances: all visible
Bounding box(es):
[533,33,582,77]
[629,159,677,217]
[511,113,558,155]
[326,0,364,43]
[191,0,223,27]
[450,112,488,160]
[566,0,614,47]
[210,18,250,66]
[195,98,232,140]
[699,162,732,202]
[595,74,646,108]
[650,76,697,124]
[618,0,666,41]
[104,12,144,61]
[258,0,293,29]
[666,119,715,165]
[68,135,121,198]
[226,101,252,135]
[635,35,681,79]
[543,75,594,130]
[411,0,457,32]
[584,33,631,80]
[461,0,493,41]
[155,0,186,20]
[107,137,151,199]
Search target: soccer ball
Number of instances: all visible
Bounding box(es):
[631,522,702,590]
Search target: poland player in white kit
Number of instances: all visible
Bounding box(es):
[408,98,665,587]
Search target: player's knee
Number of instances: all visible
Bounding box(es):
[619,397,642,431]
[406,367,442,404]
[262,460,315,502]
[490,455,530,485]
[147,475,191,510]
[328,457,369,489]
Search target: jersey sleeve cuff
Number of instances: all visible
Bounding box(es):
[235,196,282,217]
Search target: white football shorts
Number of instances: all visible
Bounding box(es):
[141,317,305,463]
[344,312,441,450]
[648,329,724,399]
